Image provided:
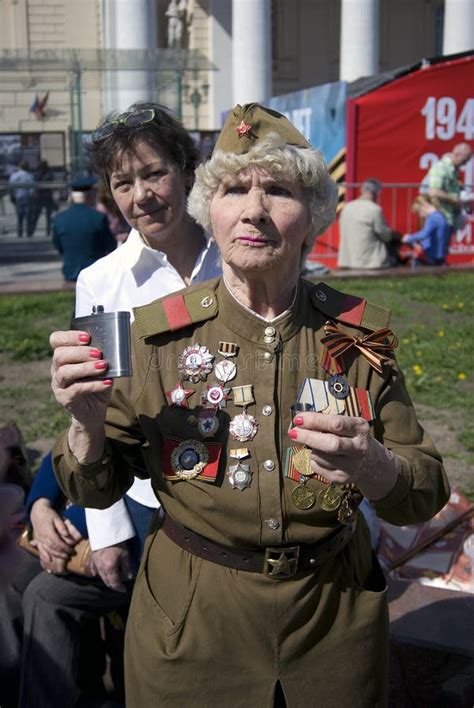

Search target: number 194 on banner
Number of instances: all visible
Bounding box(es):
[421,97,474,141]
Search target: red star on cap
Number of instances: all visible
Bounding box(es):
[166,381,194,408]
[235,119,252,137]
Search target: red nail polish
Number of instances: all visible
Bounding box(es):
[89,349,101,359]
[293,416,304,426]
[288,429,298,440]
[94,361,107,370]
[79,333,90,343]
[103,379,113,386]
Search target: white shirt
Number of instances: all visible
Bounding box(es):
[76,228,221,550]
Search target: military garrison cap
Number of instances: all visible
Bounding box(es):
[214,103,311,155]
[311,282,391,331]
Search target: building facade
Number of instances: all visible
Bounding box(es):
[0,0,472,170]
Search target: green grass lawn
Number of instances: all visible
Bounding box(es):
[326,272,473,451]
[0,273,472,487]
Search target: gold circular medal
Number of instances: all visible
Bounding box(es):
[317,485,342,512]
[291,484,316,510]
[292,447,313,477]
[171,439,209,480]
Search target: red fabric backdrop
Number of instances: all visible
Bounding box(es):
[310,54,474,266]
[346,54,474,264]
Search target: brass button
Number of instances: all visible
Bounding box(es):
[263,352,273,362]
[262,405,273,416]
[201,296,213,308]
[187,414,198,426]
[264,326,276,336]
[263,459,275,471]
[263,335,275,344]
[265,519,279,530]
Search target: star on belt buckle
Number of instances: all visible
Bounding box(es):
[263,547,300,579]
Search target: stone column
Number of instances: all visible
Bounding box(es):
[339,0,379,82]
[232,0,272,105]
[100,0,157,114]
[443,0,474,55]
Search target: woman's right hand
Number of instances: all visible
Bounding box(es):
[50,330,113,427]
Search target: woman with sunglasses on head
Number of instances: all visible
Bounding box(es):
[51,105,448,707]
[1,104,221,708]
[78,102,220,592]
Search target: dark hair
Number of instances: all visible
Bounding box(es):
[361,178,382,196]
[85,102,199,191]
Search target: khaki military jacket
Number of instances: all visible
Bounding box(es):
[53,277,449,708]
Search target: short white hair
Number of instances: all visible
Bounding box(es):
[188,133,338,258]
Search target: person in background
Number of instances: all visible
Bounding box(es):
[0,452,134,708]
[53,177,116,282]
[402,194,451,265]
[425,142,472,241]
[77,102,220,592]
[0,438,24,592]
[338,178,401,269]
[8,160,35,238]
[31,159,56,238]
[96,180,130,245]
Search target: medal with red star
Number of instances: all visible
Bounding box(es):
[201,384,231,410]
[235,119,252,137]
[166,381,194,408]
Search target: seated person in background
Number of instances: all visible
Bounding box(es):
[0,452,143,708]
[402,194,451,265]
[338,178,401,269]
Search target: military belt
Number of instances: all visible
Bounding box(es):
[161,513,355,579]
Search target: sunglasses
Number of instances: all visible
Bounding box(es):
[91,108,156,144]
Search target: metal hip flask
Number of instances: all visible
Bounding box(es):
[72,305,132,378]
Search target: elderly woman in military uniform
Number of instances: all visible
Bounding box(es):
[50,104,449,708]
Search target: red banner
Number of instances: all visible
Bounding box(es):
[346,54,474,264]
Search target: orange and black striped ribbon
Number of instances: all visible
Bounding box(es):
[321,321,398,375]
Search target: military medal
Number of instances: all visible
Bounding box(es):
[318,484,342,512]
[197,409,220,438]
[292,447,313,477]
[214,359,237,383]
[171,439,209,480]
[337,492,358,525]
[229,411,258,442]
[201,384,231,410]
[166,381,194,408]
[296,378,326,412]
[327,374,350,400]
[214,341,238,383]
[227,449,251,490]
[326,393,345,415]
[291,478,316,509]
[297,377,373,420]
[232,384,255,408]
[218,341,238,357]
[178,344,214,383]
[227,463,252,490]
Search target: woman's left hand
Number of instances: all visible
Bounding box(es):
[289,413,400,500]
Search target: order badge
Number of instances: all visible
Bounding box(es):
[229,411,258,443]
[170,439,209,480]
